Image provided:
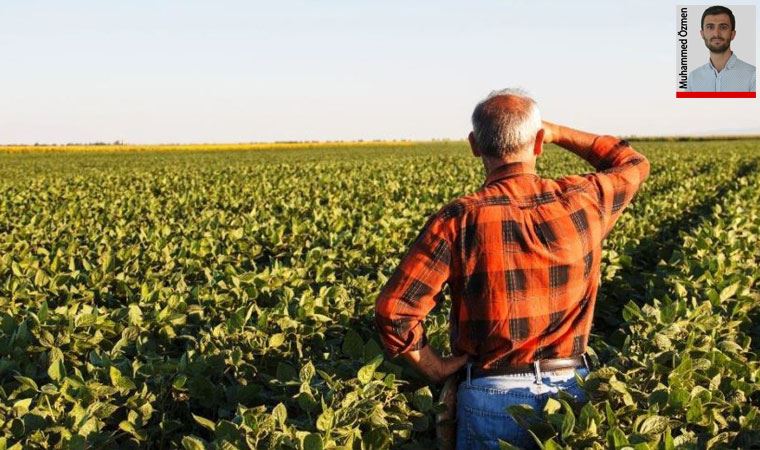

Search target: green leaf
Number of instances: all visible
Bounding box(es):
[118,420,146,441]
[357,354,383,384]
[361,427,390,450]
[109,366,136,391]
[578,402,600,434]
[653,334,672,351]
[686,397,703,424]
[542,439,564,450]
[11,261,22,277]
[604,401,617,428]
[38,301,49,322]
[363,339,383,361]
[66,435,86,450]
[673,282,688,298]
[303,433,323,450]
[128,304,143,326]
[101,251,113,273]
[669,387,689,410]
[37,329,55,348]
[706,432,731,449]
[297,392,318,413]
[173,374,188,389]
[507,404,539,430]
[192,413,216,432]
[342,329,364,359]
[609,377,629,394]
[299,361,315,383]
[75,313,97,328]
[316,407,334,432]
[272,402,287,429]
[13,375,38,392]
[214,420,240,442]
[662,427,675,450]
[606,427,628,448]
[719,283,739,301]
[268,333,285,348]
[231,347,242,365]
[543,398,562,415]
[13,398,32,416]
[229,228,244,241]
[181,436,206,450]
[276,362,297,381]
[709,374,721,391]
[47,348,66,382]
[412,386,433,412]
[622,301,642,321]
[639,415,668,435]
[560,400,575,440]
[648,389,669,408]
[498,440,522,450]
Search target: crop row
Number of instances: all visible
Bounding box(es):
[0,141,758,449]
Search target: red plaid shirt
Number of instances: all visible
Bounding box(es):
[375,136,650,368]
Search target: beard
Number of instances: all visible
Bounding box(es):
[705,38,730,53]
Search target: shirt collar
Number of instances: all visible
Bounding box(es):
[710,52,737,72]
[483,161,537,187]
[726,52,738,69]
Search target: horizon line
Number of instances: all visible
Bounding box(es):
[3,133,760,148]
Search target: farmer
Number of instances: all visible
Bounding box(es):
[687,5,756,92]
[374,88,650,449]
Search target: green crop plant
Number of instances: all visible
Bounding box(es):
[0,140,758,449]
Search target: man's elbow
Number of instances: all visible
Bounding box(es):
[635,152,651,182]
[622,141,651,182]
[639,151,651,182]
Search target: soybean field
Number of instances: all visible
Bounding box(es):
[1,139,759,449]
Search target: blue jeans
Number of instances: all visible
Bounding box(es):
[456,365,589,450]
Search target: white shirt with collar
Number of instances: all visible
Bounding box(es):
[687,52,756,92]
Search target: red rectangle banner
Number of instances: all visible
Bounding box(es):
[676,92,757,98]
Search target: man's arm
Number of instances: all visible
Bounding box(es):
[374,213,468,383]
[543,121,651,236]
[542,122,597,154]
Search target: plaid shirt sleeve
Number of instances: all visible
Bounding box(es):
[569,136,651,238]
[374,212,454,359]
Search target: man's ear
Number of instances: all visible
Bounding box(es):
[700,29,705,40]
[468,132,481,157]
[730,29,736,41]
[533,129,544,157]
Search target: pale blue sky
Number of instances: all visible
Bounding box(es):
[1,0,759,144]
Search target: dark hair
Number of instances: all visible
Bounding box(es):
[701,5,735,30]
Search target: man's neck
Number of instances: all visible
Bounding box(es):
[710,49,733,72]
[483,157,536,177]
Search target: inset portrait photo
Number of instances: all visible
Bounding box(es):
[676,5,756,97]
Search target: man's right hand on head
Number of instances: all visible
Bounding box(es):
[542,121,558,144]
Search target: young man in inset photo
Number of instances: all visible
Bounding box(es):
[687,5,756,92]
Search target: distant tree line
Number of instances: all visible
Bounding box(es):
[29,140,126,146]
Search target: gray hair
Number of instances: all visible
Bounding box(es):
[471,88,542,157]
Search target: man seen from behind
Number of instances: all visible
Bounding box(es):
[374,89,650,449]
